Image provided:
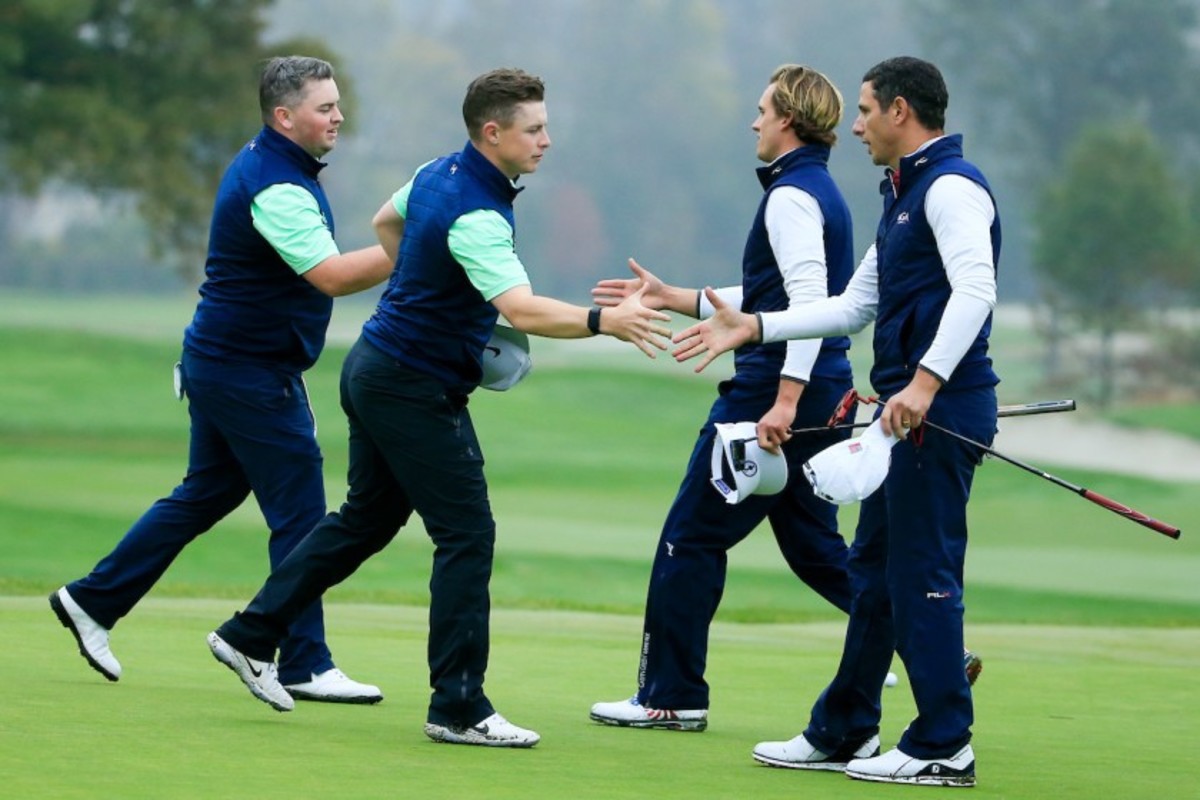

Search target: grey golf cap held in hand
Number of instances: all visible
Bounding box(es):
[480,324,532,391]
[709,422,789,504]
[802,418,902,505]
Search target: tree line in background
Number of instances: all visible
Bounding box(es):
[913,0,1200,406]
[2,0,1198,406]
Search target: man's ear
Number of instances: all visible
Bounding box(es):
[272,105,293,130]
[481,120,501,145]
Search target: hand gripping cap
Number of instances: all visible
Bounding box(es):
[710,422,789,504]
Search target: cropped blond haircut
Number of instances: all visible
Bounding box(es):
[769,64,843,147]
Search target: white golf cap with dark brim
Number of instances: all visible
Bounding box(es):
[709,421,789,504]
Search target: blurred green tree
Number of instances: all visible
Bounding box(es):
[1033,123,1193,407]
[916,0,1200,397]
[424,0,746,296]
[913,0,1200,186]
[0,0,337,277]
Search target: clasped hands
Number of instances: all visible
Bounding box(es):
[592,260,759,370]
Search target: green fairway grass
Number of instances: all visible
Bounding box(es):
[3,598,1196,799]
[1,306,1197,798]
[2,325,1196,622]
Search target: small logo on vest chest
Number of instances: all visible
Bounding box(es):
[896,212,910,224]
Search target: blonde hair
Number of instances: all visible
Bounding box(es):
[769,64,843,146]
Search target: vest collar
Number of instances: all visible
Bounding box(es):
[882,133,963,195]
[756,143,832,190]
[460,141,523,201]
[256,125,328,176]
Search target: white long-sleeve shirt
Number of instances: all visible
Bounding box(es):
[759,155,997,383]
[699,182,830,382]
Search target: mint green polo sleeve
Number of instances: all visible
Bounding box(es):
[447,210,531,300]
[389,180,413,218]
[387,161,528,299]
[250,183,339,275]
[388,161,434,218]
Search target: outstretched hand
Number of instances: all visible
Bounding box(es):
[592,258,667,310]
[603,283,673,358]
[671,287,759,372]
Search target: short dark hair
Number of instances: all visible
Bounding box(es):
[259,56,335,124]
[462,68,546,141]
[862,56,947,131]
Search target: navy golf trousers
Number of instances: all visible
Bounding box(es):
[803,386,996,760]
[67,350,333,684]
[636,375,855,711]
[216,337,497,728]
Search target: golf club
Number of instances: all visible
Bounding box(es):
[921,418,1181,540]
[729,399,1075,466]
[787,398,1077,436]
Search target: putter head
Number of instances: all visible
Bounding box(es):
[729,437,748,471]
[827,388,861,427]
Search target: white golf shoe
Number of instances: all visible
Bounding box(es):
[845,744,976,787]
[424,712,540,748]
[284,668,383,704]
[50,587,121,682]
[589,696,708,731]
[753,733,880,771]
[206,631,293,712]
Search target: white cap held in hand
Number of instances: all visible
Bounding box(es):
[801,419,902,505]
[709,422,789,504]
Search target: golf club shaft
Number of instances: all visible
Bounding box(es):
[789,399,1076,435]
[990,398,1077,417]
[921,419,1181,540]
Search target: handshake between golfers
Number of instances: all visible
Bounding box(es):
[596,265,930,449]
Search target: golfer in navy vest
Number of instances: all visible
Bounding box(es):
[588,65,858,732]
[673,56,1000,787]
[51,56,392,703]
[205,68,671,747]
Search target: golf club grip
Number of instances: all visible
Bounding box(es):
[997,399,1076,416]
[1080,489,1182,539]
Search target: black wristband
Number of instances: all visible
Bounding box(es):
[587,306,603,336]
